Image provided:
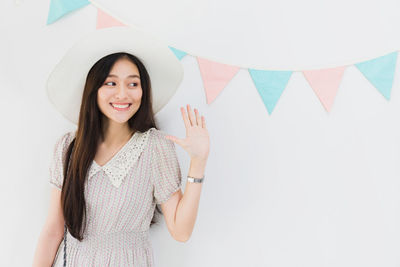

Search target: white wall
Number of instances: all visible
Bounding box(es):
[1,0,400,266]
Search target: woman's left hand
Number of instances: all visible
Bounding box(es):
[165,104,210,161]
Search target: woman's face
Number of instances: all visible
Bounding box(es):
[97,57,143,124]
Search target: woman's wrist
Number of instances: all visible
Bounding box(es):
[188,157,207,179]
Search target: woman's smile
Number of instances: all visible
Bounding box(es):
[110,102,132,111]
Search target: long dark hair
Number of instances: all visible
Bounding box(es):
[60,52,162,241]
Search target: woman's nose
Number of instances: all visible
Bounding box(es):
[115,84,128,98]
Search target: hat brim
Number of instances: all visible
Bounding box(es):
[46,26,183,125]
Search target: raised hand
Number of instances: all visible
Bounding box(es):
[164,104,210,161]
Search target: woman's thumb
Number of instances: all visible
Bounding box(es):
[165,135,181,145]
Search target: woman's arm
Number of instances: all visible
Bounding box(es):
[161,157,206,242]
[161,105,209,242]
[32,188,65,267]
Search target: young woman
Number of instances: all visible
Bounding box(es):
[32,27,210,266]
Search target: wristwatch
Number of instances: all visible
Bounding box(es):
[187,175,204,183]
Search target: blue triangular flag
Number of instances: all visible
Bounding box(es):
[47,0,90,25]
[355,51,398,100]
[248,69,292,114]
[169,46,187,60]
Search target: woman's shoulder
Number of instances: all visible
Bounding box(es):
[149,127,175,153]
[147,127,169,142]
[54,130,76,151]
[63,130,76,142]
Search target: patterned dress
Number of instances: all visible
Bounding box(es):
[49,127,182,266]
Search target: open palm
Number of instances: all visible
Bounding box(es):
[164,104,210,161]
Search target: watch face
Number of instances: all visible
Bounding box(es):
[187,176,204,183]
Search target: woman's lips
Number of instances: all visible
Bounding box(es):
[110,103,131,111]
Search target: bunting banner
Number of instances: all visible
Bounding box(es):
[248,69,293,114]
[46,2,399,115]
[196,57,240,104]
[96,8,125,29]
[169,47,187,60]
[355,51,398,100]
[47,0,90,25]
[303,66,346,112]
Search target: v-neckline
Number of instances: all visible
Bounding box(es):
[93,131,138,168]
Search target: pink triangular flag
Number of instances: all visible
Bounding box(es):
[196,57,240,104]
[303,66,346,112]
[96,8,126,29]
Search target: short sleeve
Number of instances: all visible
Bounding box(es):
[49,132,73,190]
[150,129,182,204]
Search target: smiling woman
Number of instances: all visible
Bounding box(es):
[32,27,210,267]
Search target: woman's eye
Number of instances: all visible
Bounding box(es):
[104,82,138,87]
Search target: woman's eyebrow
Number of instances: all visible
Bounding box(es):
[107,74,140,79]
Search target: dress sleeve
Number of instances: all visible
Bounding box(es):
[49,132,73,190]
[150,129,182,204]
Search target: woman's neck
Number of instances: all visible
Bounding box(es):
[101,120,133,147]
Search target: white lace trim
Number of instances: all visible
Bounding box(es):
[88,129,152,188]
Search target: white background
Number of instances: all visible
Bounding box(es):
[1,0,400,266]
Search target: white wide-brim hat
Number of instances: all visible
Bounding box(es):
[46,26,183,125]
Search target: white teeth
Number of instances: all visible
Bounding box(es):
[112,104,130,108]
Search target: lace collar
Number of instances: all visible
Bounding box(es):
[87,128,152,188]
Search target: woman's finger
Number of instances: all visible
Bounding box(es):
[201,116,206,128]
[194,108,202,126]
[181,106,191,128]
[187,104,196,126]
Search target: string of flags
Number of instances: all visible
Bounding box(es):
[46,0,399,114]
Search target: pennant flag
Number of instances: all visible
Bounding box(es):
[96,8,126,29]
[196,57,240,104]
[303,66,346,112]
[169,46,187,60]
[248,69,292,114]
[46,0,90,25]
[355,51,398,100]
